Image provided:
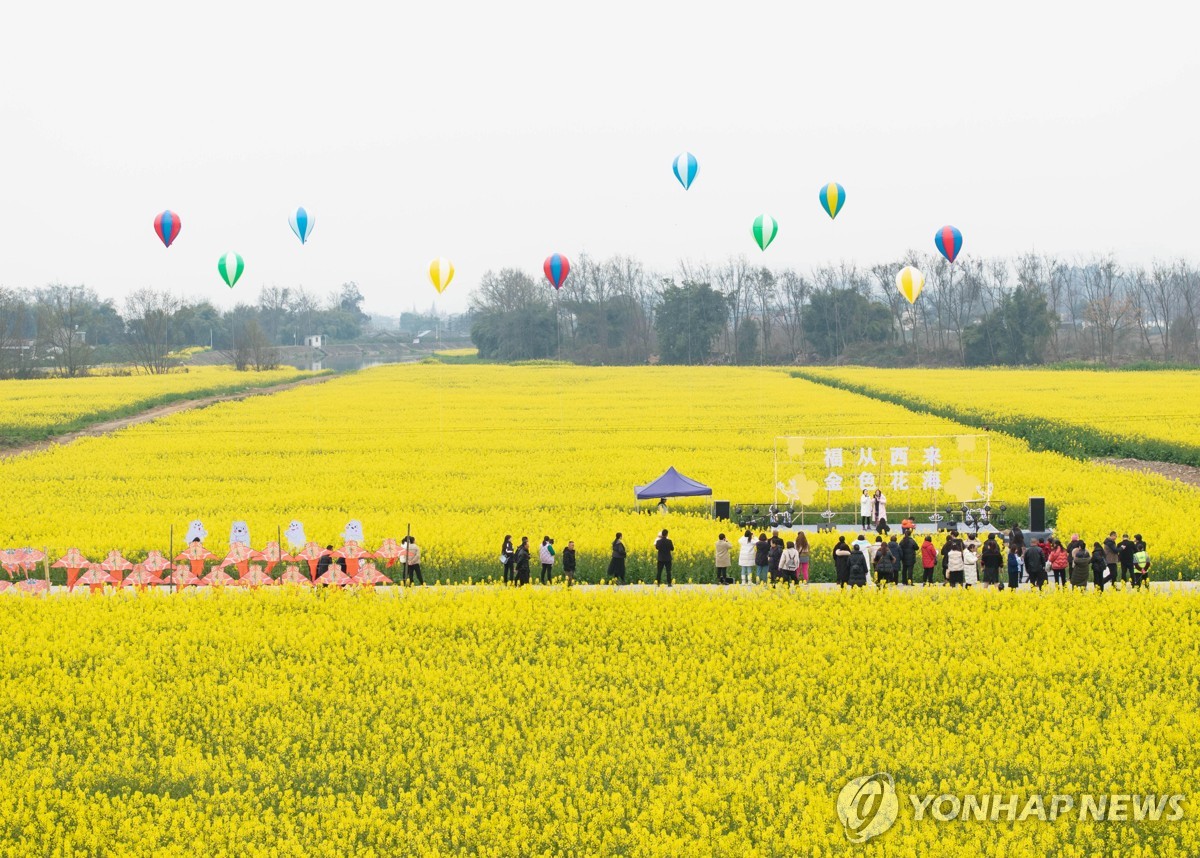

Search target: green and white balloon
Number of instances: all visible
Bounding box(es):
[218,252,244,289]
[752,215,778,251]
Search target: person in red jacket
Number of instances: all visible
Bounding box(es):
[1047,541,1069,587]
[920,536,938,585]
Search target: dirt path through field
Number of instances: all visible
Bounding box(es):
[1096,457,1200,488]
[1,373,337,460]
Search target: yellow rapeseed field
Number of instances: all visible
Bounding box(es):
[0,365,314,444]
[0,364,1196,579]
[799,366,1200,464]
[0,587,1195,856]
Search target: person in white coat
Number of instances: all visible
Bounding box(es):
[737,530,756,585]
[962,544,979,587]
[859,490,873,529]
[872,490,888,529]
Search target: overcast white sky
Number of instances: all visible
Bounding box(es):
[1,1,1197,314]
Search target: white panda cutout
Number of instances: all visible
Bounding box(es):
[284,520,307,550]
[229,521,251,547]
[185,520,208,543]
[342,520,365,543]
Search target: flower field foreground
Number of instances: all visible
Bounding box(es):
[0,365,316,446]
[0,587,1196,856]
[796,366,1200,465]
[2,364,1199,579]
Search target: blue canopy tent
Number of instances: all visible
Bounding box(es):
[634,467,712,510]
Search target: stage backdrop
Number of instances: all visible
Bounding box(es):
[774,435,992,518]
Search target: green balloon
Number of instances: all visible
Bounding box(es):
[218,252,244,288]
[752,215,778,251]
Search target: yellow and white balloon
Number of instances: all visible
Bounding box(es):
[895,265,925,305]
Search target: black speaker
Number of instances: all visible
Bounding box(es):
[1029,497,1045,532]
[714,500,731,520]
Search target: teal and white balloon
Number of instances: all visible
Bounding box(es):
[218,252,244,289]
[289,207,315,244]
[672,152,698,190]
[752,214,778,251]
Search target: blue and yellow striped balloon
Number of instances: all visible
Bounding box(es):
[819,183,846,220]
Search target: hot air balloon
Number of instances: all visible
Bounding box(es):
[895,266,925,305]
[289,207,315,244]
[752,215,778,251]
[218,252,244,289]
[544,254,570,290]
[819,183,846,220]
[935,225,963,263]
[429,258,454,293]
[672,152,698,190]
[154,210,182,248]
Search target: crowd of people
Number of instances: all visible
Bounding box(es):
[825,526,1152,589]
[494,525,1154,589]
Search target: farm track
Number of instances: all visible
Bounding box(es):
[1097,457,1200,488]
[0,373,338,460]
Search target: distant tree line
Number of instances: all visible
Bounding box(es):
[0,283,373,378]
[469,253,1200,367]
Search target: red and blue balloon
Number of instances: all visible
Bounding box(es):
[154,210,181,248]
[544,254,570,290]
[935,225,963,263]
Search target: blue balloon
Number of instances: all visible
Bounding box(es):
[289,207,315,244]
[672,152,698,190]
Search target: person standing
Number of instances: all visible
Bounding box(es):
[501,534,515,585]
[1132,542,1151,588]
[980,535,1003,589]
[562,540,577,586]
[1006,543,1023,590]
[538,536,556,584]
[1117,533,1136,584]
[945,539,965,587]
[859,490,873,529]
[1090,542,1108,591]
[847,544,869,587]
[795,532,811,584]
[655,529,674,586]
[1023,541,1047,589]
[899,530,918,586]
[737,530,756,585]
[872,490,887,530]
[779,541,800,583]
[754,533,770,584]
[940,531,957,582]
[1103,532,1120,587]
[402,536,424,586]
[962,542,979,588]
[607,533,626,584]
[1069,542,1091,589]
[715,533,733,585]
[834,536,851,588]
[1008,524,1025,554]
[920,536,938,585]
[512,537,531,586]
[873,544,897,586]
[1048,541,1069,587]
[767,538,784,583]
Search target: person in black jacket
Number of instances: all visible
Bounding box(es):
[768,539,784,583]
[980,535,1003,588]
[654,529,674,586]
[501,534,515,585]
[1023,542,1047,589]
[1117,533,1135,584]
[513,537,531,586]
[847,544,869,587]
[315,546,334,583]
[873,545,897,586]
[899,530,918,586]
[562,540,577,586]
[833,536,851,587]
[1090,542,1109,591]
[607,533,626,584]
[754,533,770,584]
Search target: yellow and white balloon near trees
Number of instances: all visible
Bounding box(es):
[428,258,455,293]
[895,265,925,304]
